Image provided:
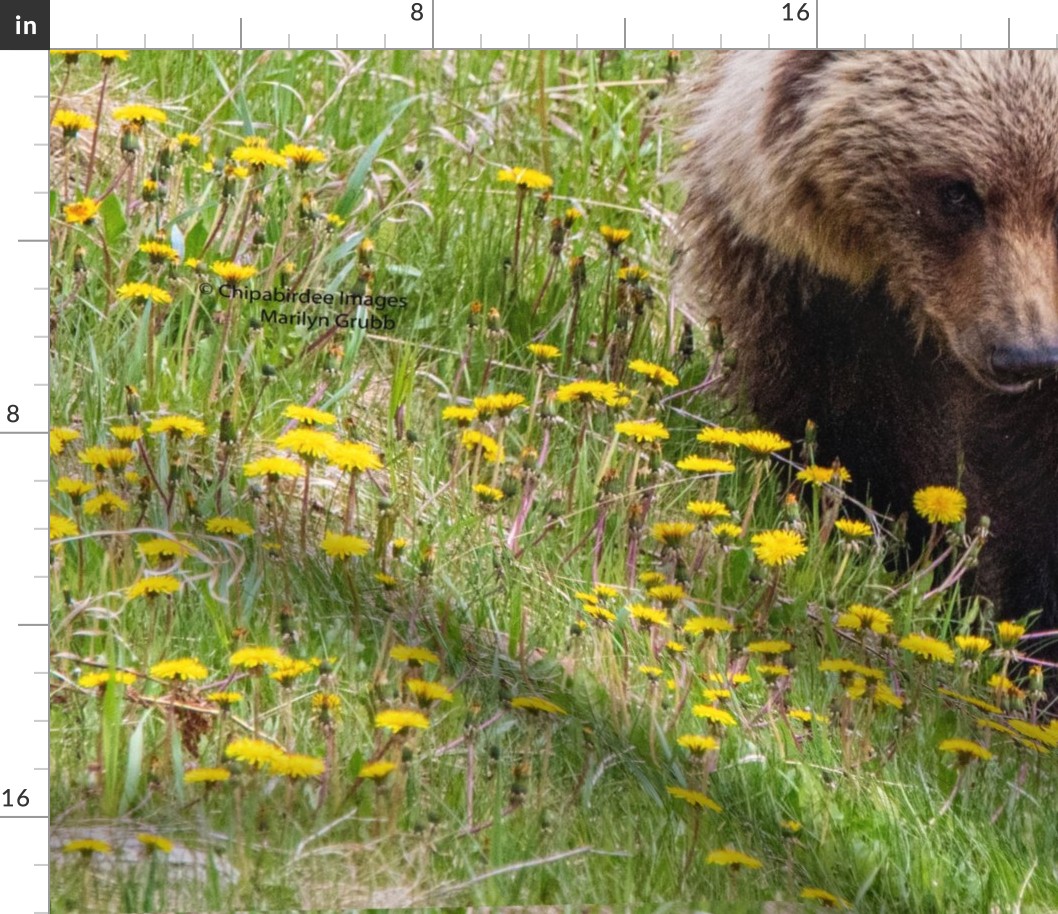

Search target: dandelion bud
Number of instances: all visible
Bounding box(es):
[219,411,236,445]
[707,316,724,352]
[261,363,277,379]
[73,246,87,274]
[125,385,140,419]
[120,125,140,157]
[679,320,695,361]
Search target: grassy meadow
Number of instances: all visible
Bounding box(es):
[48,48,1057,912]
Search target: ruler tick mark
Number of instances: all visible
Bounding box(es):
[18,624,49,627]
[18,239,47,243]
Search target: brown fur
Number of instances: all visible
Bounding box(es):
[675,51,1058,646]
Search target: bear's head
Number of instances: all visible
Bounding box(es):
[759,51,1058,393]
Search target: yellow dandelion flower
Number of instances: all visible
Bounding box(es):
[205,516,254,536]
[78,670,136,688]
[497,167,553,190]
[711,522,744,541]
[995,621,1026,648]
[407,679,455,703]
[651,521,696,546]
[442,405,478,425]
[375,708,431,731]
[206,691,243,706]
[50,426,81,455]
[138,241,180,264]
[738,430,792,454]
[224,738,284,767]
[667,786,722,812]
[359,760,397,779]
[149,657,207,681]
[629,604,671,627]
[600,225,632,250]
[834,518,872,537]
[473,483,506,502]
[276,428,336,460]
[321,531,370,559]
[269,659,315,684]
[684,616,734,635]
[127,576,181,599]
[639,664,664,679]
[527,342,561,361]
[137,538,192,560]
[938,738,992,763]
[136,834,174,854]
[648,583,686,606]
[687,500,730,519]
[955,635,992,655]
[268,752,325,778]
[746,639,793,655]
[474,392,526,418]
[283,404,336,426]
[847,604,892,634]
[627,359,678,387]
[117,282,172,305]
[697,426,744,446]
[705,848,762,869]
[112,104,166,124]
[797,465,852,486]
[899,632,955,664]
[751,529,807,566]
[847,677,904,709]
[50,514,79,539]
[109,424,143,443]
[800,887,851,909]
[147,415,205,437]
[63,198,101,225]
[83,491,129,515]
[327,443,383,479]
[555,379,622,406]
[176,132,201,149]
[615,419,670,443]
[184,767,231,784]
[677,734,719,754]
[913,485,967,524]
[52,109,95,136]
[63,839,112,855]
[676,455,736,474]
[231,146,288,169]
[390,644,440,665]
[229,646,286,669]
[510,696,566,714]
[461,428,504,463]
[281,144,327,169]
[582,602,617,622]
[211,260,258,283]
[692,704,737,727]
[243,456,304,478]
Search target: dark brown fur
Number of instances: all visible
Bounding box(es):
[676,51,1058,646]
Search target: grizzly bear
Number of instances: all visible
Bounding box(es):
[675,51,1058,649]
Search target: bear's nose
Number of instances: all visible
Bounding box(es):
[991,345,1058,381]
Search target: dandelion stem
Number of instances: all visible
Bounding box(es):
[82,66,109,195]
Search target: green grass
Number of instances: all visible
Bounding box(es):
[49,49,1057,913]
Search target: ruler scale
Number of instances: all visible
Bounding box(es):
[6,2,1058,911]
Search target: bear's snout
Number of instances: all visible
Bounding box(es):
[990,344,1058,385]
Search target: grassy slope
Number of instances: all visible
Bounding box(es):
[49,49,1056,913]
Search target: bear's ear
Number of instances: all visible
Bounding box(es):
[762,50,840,145]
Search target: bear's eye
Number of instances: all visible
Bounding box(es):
[937,180,984,222]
